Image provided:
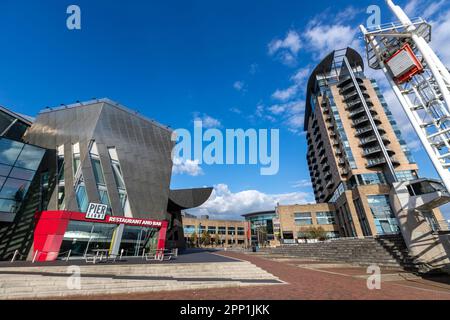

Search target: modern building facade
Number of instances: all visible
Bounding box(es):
[0,99,212,261]
[242,210,278,245]
[277,203,340,242]
[302,48,447,239]
[182,213,250,247]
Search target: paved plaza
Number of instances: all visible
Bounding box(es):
[73,250,450,300]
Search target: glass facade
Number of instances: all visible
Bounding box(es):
[60,220,117,257]
[72,143,89,213]
[367,195,400,235]
[245,212,276,241]
[0,138,45,217]
[60,220,159,257]
[89,142,111,213]
[119,225,158,256]
[108,147,132,217]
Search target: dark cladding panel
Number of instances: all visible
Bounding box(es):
[93,103,174,220]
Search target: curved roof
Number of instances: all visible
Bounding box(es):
[168,187,213,211]
[304,47,364,129]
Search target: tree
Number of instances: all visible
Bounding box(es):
[305,226,327,241]
[190,232,198,247]
[200,231,211,246]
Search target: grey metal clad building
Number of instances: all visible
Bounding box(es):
[24,98,177,220]
[0,98,211,260]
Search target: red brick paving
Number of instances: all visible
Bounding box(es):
[66,251,450,300]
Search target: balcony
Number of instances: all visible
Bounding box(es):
[355,126,385,137]
[352,115,381,127]
[337,76,364,88]
[337,158,346,166]
[349,107,377,119]
[344,91,370,103]
[326,181,335,190]
[339,83,367,96]
[362,146,395,157]
[366,156,400,168]
[359,134,390,146]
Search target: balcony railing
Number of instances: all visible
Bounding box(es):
[359,134,390,146]
[352,115,381,127]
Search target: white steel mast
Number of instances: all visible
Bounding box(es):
[360,0,450,193]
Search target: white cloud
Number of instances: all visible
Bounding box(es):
[430,8,450,66]
[404,0,446,19]
[304,24,358,57]
[249,63,259,75]
[291,66,311,85]
[229,107,242,114]
[267,100,305,134]
[172,157,204,176]
[233,81,246,92]
[271,85,298,101]
[268,30,302,66]
[187,184,313,220]
[193,113,222,128]
[291,179,313,188]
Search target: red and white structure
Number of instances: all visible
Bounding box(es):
[360,0,450,193]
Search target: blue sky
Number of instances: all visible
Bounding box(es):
[1,0,450,220]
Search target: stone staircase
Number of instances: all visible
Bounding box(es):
[0,261,282,299]
[257,235,417,270]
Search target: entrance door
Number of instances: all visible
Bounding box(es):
[120,226,159,256]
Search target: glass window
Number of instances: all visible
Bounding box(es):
[0,164,12,176]
[207,226,217,234]
[237,227,245,235]
[218,226,226,234]
[316,211,335,225]
[9,167,35,181]
[90,142,111,213]
[0,178,30,201]
[294,212,313,225]
[0,139,23,166]
[91,158,106,185]
[0,198,19,213]
[108,147,131,216]
[75,184,89,212]
[15,144,45,170]
[228,227,236,235]
[367,195,399,235]
[184,225,196,234]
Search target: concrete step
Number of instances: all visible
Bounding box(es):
[0,260,282,299]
